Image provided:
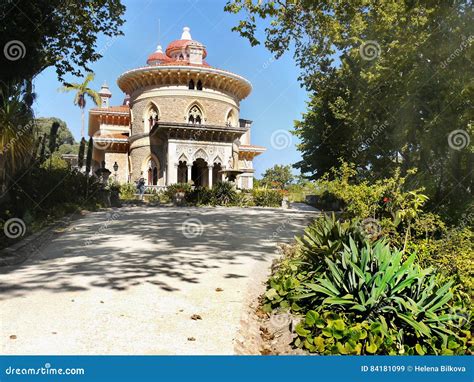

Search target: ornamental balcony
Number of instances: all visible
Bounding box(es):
[130,121,249,142]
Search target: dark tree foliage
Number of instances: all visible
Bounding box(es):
[77,137,86,169]
[0,0,126,84]
[48,122,60,156]
[38,133,47,163]
[226,0,473,216]
[85,138,93,175]
[35,117,78,157]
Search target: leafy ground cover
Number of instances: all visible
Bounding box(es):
[262,164,473,355]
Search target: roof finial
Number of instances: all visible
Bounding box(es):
[156,45,163,53]
[181,26,192,40]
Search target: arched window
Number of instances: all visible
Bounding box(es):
[146,159,158,185]
[189,79,195,90]
[188,105,203,125]
[196,80,203,91]
[226,109,237,127]
[145,104,159,132]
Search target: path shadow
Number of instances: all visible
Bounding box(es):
[0,207,318,299]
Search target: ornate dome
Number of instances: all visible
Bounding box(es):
[165,27,207,60]
[146,45,171,65]
[119,26,252,101]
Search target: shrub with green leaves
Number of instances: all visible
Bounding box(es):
[234,191,255,207]
[252,188,283,207]
[415,227,474,297]
[186,187,214,205]
[263,222,472,354]
[165,183,192,199]
[296,213,367,266]
[212,181,237,206]
[119,183,136,200]
[302,239,470,341]
[294,310,472,355]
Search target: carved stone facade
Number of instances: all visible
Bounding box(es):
[88,27,265,189]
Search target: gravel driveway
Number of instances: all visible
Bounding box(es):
[0,206,318,354]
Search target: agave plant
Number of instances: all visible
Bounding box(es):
[301,237,469,352]
[212,181,237,206]
[295,213,366,265]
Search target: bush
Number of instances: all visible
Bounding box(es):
[260,162,473,355]
[119,183,136,200]
[295,213,367,266]
[415,227,473,297]
[234,190,255,207]
[265,235,472,354]
[186,187,214,205]
[252,188,283,207]
[212,181,237,206]
[40,152,69,170]
[165,183,192,199]
[0,166,109,248]
[317,163,429,223]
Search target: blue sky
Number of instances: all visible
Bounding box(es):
[33,0,308,177]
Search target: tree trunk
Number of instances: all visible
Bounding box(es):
[81,109,85,138]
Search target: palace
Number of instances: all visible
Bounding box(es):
[88,27,265,189]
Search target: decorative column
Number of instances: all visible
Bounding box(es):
[187,164,192,184]
[167,162,177,185]
[162,166,166,186]
[208,165,213,188]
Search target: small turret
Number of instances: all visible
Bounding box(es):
[98,82,112,108]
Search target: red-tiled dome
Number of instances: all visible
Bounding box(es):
[165,39,207,59]
[147,45,171,65]
[164,27,207,59]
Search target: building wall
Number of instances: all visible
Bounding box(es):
[167,139,233,186]
[104,152,128,183]
[238,174,254,189]
[130,93,239,135]
[91,86,259,189]
[129,136,166,185]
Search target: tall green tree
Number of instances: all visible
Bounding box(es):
[261,164,294,189]
[35,117,79,157]
[0,0,125,185]
[38,133,47,164]
[48,122,60,156]
[78,138,86,170]
[60,73,102,138]
[0,0,126,85]
[85,138,94,176]
[0,81,36,185]
[226,0,473,215]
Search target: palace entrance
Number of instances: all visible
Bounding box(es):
[191,158,208,187]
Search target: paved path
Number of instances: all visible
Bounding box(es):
[0,206,318,355]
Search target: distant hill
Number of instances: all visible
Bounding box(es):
[35,117,79,155]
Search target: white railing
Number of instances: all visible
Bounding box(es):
[144,185,167,193]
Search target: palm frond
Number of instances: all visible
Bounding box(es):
[85,88,102,106]
[83,72,95,86]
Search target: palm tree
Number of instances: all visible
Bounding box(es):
[59,72,101,138]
